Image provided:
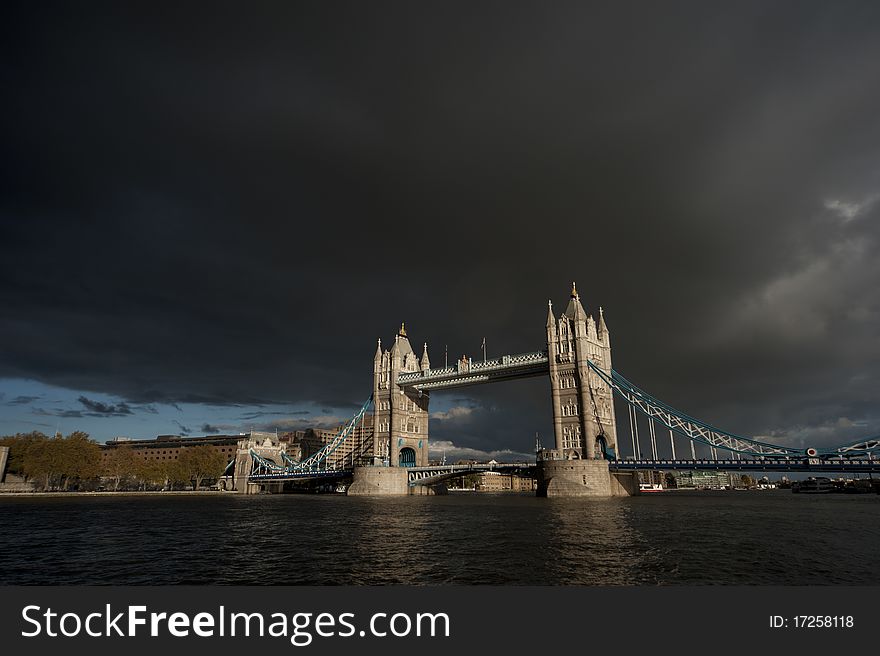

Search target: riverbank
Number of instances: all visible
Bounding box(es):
[0,489,231,498]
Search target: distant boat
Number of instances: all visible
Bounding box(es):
[792,477,834,494]
[639,483,664,493]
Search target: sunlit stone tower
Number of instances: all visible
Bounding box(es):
[546,282,619,460]
[371,323,430,467]
[538,283,631,496]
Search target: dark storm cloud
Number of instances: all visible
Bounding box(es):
[33,408,84,419]
[173,421,192,436]
[3,1,880,452]
[200,423,219,433]
[238,409,309,422]
[77,396,133,416]
[6,395,41,405]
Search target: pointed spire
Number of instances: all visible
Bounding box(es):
[565,282,587,322]
[598,306,609,337]
[420,343,430,371]
[374,338,382,360]
[398,322,407,337]
[546,299,554,328]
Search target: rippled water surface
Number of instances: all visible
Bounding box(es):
[1,491,878,585]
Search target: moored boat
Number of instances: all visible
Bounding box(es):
[792,477,834,493]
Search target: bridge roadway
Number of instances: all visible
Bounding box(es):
[406,462,534,486]
[610,458,880,473]
[249,463,536,486]
[246,459,879,485]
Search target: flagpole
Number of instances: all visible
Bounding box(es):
[482,337,486,362]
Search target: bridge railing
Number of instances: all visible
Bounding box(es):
[397,351,548,385]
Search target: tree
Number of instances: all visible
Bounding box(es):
[58,432,101,490]
[155,458,190,490]
[22,434,65,490]
[10,431,101,491]
[104,444,141,491]
[1,431,50,479]
[177,446,226,490]
[134,458,167,490]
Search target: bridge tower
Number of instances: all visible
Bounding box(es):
[546,283,619,460]
[372,323,430,467]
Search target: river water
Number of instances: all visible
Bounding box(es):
[1,490,878,585]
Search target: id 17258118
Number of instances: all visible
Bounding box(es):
[770,616,854,629]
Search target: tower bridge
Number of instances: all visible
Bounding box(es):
[231,283,880,496]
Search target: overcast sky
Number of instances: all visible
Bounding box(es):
[2,1,880,460]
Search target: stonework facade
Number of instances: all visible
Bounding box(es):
[545,283,619,461]
[372,324,430,467]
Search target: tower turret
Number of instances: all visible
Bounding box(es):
[597,306,609,342]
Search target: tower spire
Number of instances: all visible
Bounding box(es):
[571,281,579,299]
[420,343,430,371]
[398,322,407,337]
[598,306,609,337]
[546,299,554,327]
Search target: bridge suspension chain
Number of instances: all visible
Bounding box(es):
[588,361,880,458]
[250,395,373,475]
[587,362,803,457]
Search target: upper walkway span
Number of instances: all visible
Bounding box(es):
[396,351,549,391]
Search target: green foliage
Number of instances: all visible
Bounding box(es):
[2,432,231,492]
[1,431,101,490]
[177,445,227,490]
[104,444,141,491]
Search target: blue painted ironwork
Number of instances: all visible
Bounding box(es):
[824,435,880,456]
[596,434,616,461]
[589,361,880,459]
[610,458,880,473]
[249,395,373,477]
[407,462,535,487]
[399,447,416,467]
[588,362,805,457]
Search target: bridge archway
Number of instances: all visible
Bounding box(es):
[399,447,416,467]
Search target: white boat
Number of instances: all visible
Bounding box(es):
[639,483,664,492]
